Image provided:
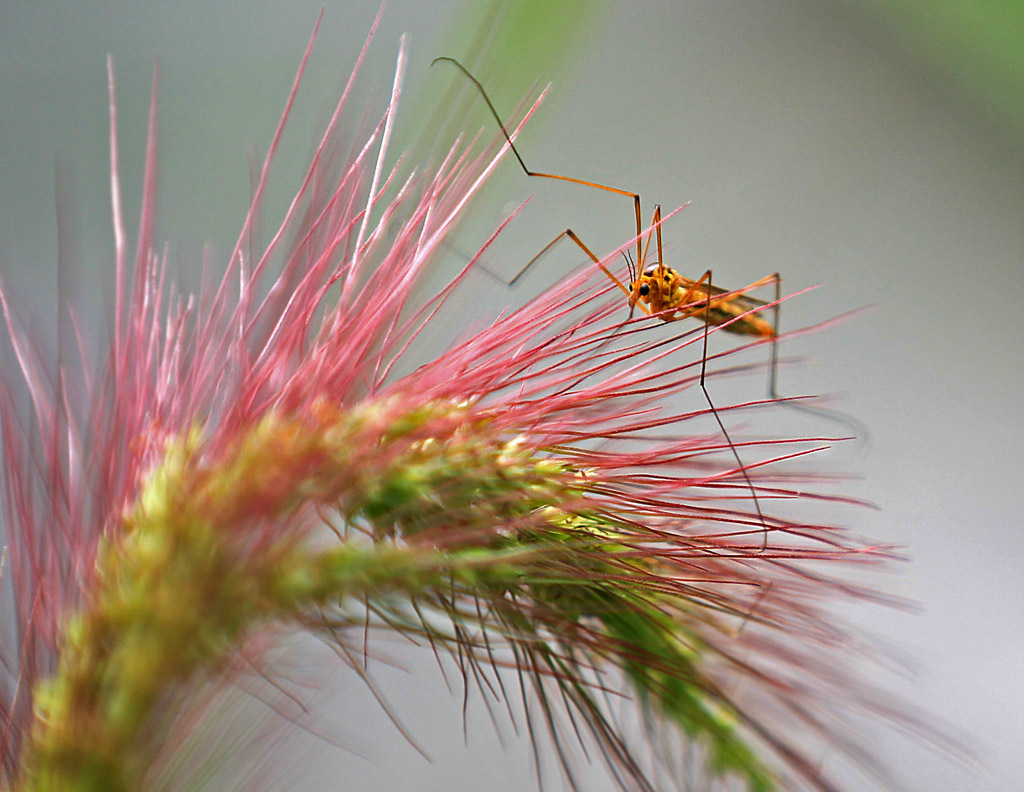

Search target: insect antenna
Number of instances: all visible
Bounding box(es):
[622,248,636,284]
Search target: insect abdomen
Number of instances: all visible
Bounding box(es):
[706,305,774,337]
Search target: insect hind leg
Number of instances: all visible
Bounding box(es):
[767,272,871,449]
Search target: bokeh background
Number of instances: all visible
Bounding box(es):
[2,1,1022,790]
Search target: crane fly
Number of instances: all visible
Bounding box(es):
[433,56,791,550]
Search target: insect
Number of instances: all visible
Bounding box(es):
[433,57,801,550]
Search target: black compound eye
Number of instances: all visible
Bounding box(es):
[639,283,650,296]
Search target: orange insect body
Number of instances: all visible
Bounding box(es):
[631,266,775,337]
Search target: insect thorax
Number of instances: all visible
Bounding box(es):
[635,265,690,312]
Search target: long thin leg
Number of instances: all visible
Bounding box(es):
[728,581,774,638]
[765,272,871,445]
[769,273,782,399]
[432,57,645,269]
[697,269,770,551]
[509,228,641,308]
[652,204,664,273]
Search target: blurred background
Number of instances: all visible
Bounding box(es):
[1,1,1022,789]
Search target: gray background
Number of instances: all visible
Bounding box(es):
[2,1,1022,790]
